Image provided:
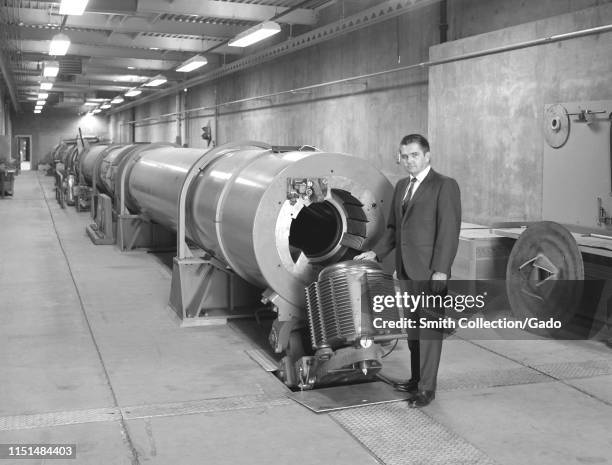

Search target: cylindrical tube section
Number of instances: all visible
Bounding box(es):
[79,144,110,184]
[124,142,393,308]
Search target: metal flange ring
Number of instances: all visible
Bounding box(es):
[506,221,583,336]
[544,104,570,148]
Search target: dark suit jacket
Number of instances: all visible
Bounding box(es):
[374,168,461,280]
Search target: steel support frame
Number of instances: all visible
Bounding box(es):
[169,141,271,325]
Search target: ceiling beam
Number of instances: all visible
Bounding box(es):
[19,53,185,72]
[19,82,131,93]
[19,73,136,86]
[3,7,243,39]
[14,39,193,61]
[16,63,159,79]
[83,0,317,25]
[8,24,234,55]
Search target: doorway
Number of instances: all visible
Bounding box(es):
[16,135,32,171]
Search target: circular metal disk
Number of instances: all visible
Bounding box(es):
[544,104,570,148]
[506,221,583,336]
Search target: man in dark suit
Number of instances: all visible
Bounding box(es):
[355,133,461,407]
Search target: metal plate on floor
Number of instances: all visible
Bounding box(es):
[245,348,279,372]
[288,381,411,413]
[331,403,497,465]
[531,359,612,380]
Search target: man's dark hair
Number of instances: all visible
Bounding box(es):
[400,134,430,152]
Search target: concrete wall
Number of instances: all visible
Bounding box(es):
[184,85,216,150]
[449,0,612,39]
[11,109,109,169]
[428,4,612,224]
[134,94,178,144]
[110,110,132,143]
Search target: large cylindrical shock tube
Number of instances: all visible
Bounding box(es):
[125,143,393,309]
[98,144,137,195]
[79,144,110,184]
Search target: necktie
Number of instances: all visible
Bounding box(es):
[402,177,417,213]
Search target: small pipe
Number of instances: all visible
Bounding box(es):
[118,23,612,125]
[587,233,612,241]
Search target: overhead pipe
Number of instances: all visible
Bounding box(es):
[118,23,612,126]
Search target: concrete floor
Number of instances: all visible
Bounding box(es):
[1,171,611,465]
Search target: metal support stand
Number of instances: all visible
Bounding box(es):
[168,255,264,326]
[74,185,91,212]
[55,169,65,208]
[90,156,101,221]
[168,141,271,324]
[0,168,15,198]
[66,174,75,206]
[86,193,115,245]
[113,143,177,251]
[116,214,174,251]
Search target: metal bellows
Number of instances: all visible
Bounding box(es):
[305,260,397,350]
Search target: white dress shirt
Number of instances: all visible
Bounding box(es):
[402,164,431,202]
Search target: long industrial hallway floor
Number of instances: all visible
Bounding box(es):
[1,171,611,465]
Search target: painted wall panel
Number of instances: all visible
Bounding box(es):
[428,4,612,224]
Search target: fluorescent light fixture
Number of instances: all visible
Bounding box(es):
[125,88,142,97]
[176,55,208,73]
[111,96,124,104]
[92,108,101,114]
[38,93,49,100]
[100,103,111,109]
[34,109,42,114]
[49,33,71,55]
[27,96,38,101]
[59,0,89,15]
[43,61,60,77]
[84,101,98,106]
[228,21,281,47]
[40,82,53,91]
[143,75,167,87]
[35,106,43,111]
[36,100,45,106]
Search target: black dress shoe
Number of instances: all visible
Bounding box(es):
[393,379,419,394]
[408,390,435,408]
